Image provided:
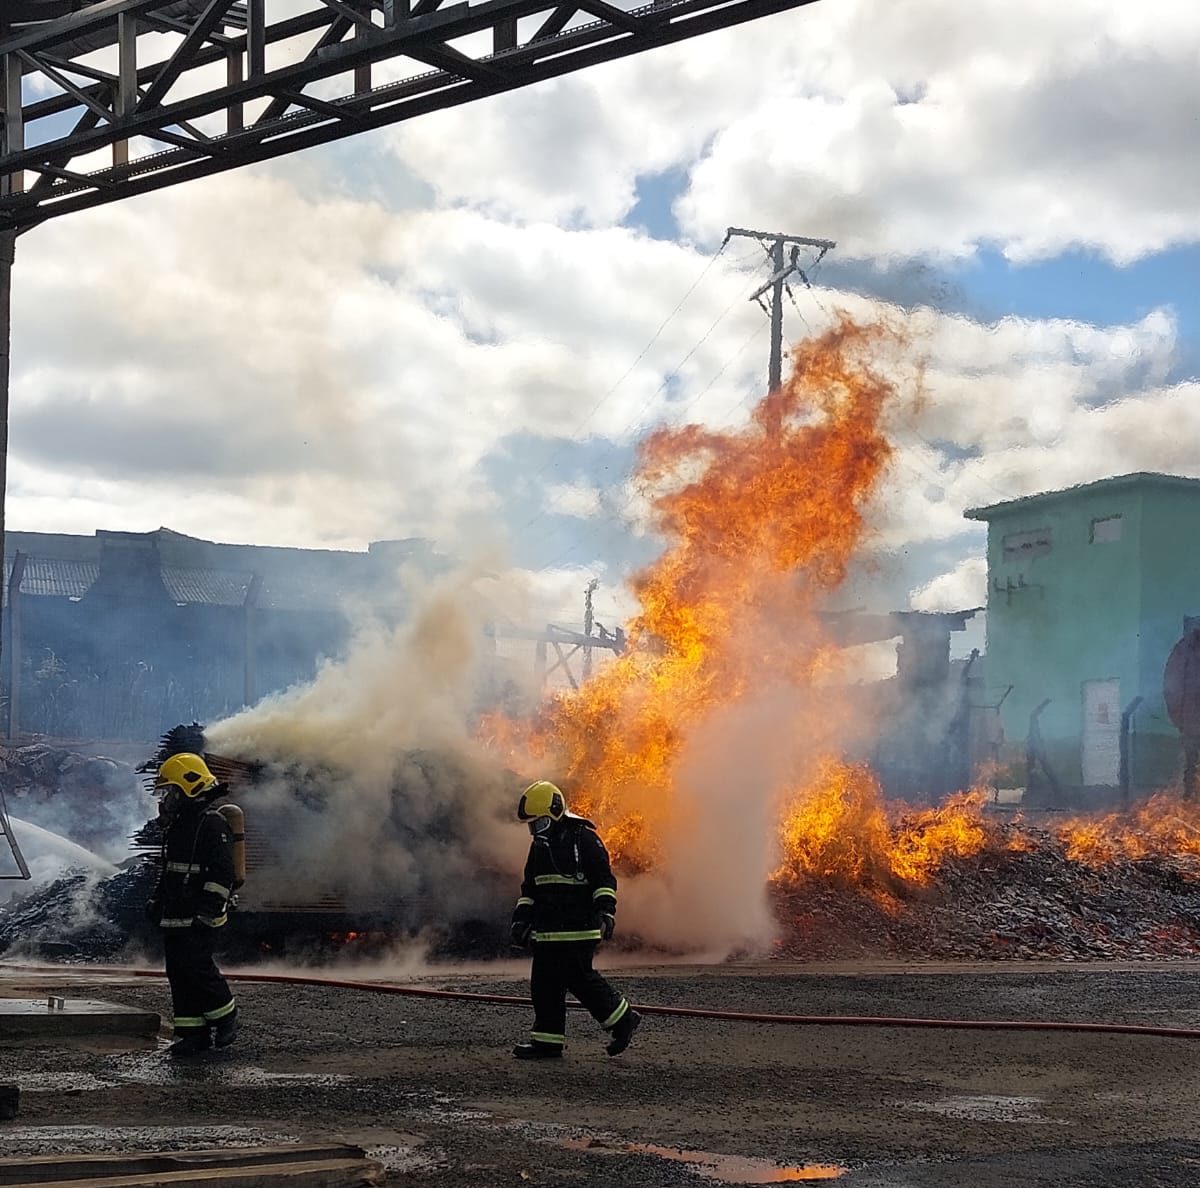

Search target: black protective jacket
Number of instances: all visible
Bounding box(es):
[511,815,617,942]
[149,805,236,931]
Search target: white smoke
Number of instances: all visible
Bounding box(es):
[204,557,531,927]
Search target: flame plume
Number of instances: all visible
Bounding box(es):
[486,318,925,901]
[480,315,1200,953]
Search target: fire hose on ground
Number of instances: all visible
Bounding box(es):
[8,962,1200,1041]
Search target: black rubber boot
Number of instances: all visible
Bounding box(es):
[606,1009,641,1056]
[212,1013,239,1049]
[512,1042,564,1060]
[168,1032,211,1059]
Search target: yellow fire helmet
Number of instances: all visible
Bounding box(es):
[155,752,218,799]
[517,780,567,822]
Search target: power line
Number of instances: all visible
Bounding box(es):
[538,315,773,572]
[516,260,768,554]
[518,240,730,488]
[515,256,773,545]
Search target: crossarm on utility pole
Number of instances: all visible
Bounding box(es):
[724,226,835,394]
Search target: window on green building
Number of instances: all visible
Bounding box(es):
[1002,528,1052,560]
[1090,515,1122,544]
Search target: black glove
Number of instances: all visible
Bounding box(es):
[510,921,532,948]
[144,898,161,925]
[598,913,615,942]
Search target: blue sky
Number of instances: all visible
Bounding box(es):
[628,168,1200,384]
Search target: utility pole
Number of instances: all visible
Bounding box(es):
[723,227,835,393]
[582,578,599,682]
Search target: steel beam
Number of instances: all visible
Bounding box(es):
[1,0,821,231]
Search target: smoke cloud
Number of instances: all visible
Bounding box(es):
[205,557,528,929]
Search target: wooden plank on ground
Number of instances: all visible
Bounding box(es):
[0,1156,384,1188]
[0,1146,366,1186]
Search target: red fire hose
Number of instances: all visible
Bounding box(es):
[8,961,1200,1041]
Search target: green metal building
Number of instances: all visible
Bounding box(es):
[966,472,1200,801]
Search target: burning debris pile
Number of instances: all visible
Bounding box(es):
[769,770,1200,961]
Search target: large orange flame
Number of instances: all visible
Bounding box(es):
[481,314,1200,916]
[484,317,989,881]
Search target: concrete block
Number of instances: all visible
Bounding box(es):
[0,998,160,1039]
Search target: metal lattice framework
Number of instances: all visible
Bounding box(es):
[1,0,818,233]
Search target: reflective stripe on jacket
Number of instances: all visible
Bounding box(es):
[511,816,617,942]
[150,806,236,930]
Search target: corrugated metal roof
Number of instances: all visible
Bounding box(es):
[16,558,98,598]
[161,566,253,608]
[3,526,438,612]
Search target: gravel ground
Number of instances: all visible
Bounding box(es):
[4,960,1200,1186]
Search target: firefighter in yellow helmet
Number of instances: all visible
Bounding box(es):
[509,780,641,1059]
[145,753,240,1058]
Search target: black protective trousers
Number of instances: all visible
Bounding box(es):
[529,940,628,1046]
[162,927,236,1036]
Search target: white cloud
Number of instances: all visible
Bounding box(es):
[543,482,603,520]
[911,556,988,613]
[378,0,1200,265]
[8,0,1198,642]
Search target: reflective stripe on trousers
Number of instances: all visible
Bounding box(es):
[204,999,236,1022]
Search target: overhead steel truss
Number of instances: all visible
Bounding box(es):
[0,0,818,233]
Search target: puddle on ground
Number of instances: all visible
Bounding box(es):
[415,1091,490,1124]
[101,1050,350,1089]
[902,1095,1062,1124]
[565,1138,844,1183]
[225,1067,353,1087]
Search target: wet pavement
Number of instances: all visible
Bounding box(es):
[4,962,1200,1185]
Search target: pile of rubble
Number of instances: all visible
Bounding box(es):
[0,863,159,960]
[773,821,1200,961]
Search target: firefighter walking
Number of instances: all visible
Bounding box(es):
[146,753,241,1058]
[510,780,641,1059]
